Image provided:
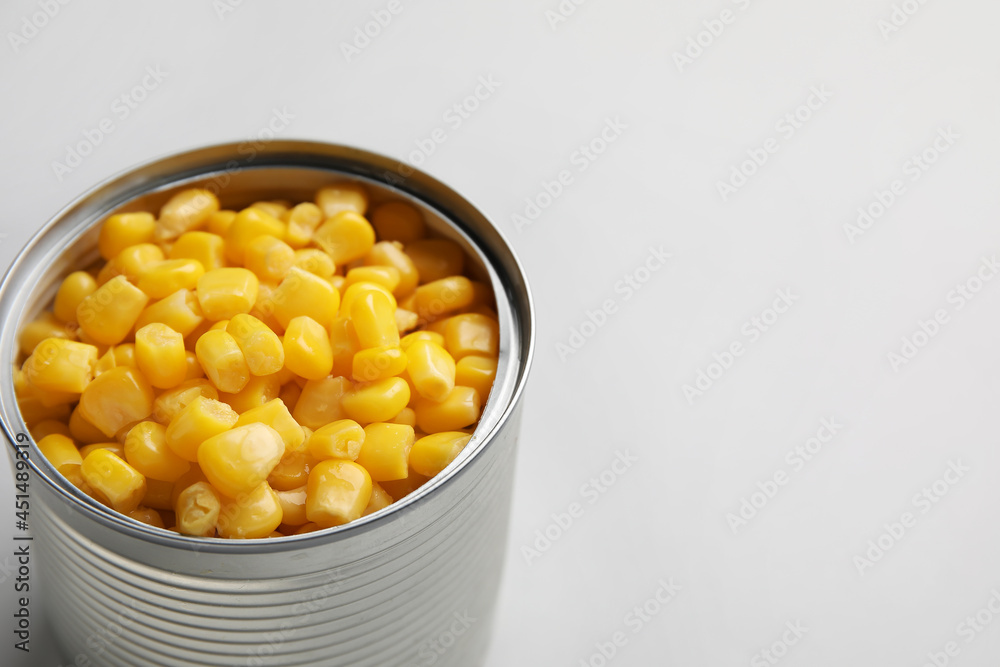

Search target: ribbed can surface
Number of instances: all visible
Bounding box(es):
[0,142,533,666]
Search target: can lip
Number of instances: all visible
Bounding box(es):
[0,139,535,553]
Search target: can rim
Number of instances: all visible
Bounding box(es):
[0,139,535,553]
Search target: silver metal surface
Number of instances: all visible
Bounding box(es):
[0,141,534,666]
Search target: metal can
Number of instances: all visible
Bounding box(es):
[0,141,534,667]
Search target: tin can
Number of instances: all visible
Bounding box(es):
[0,141,534,667]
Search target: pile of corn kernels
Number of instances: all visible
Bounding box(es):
[15,183,499,538]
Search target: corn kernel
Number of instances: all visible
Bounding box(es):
[217,482,283,539]
[78,366,154,437]
[412,386,480,433]
[135,289,205,337]
[195,329,251,394]
[198,422,285,498]
[80,442,126,459]
[236,399,305,453]
[269,267,340,329]
[99,244,166,286]
[275,485,308,525]
[364,241,419,298]
[174,481,220,537]
[413,276,475,322]
[124,421,191,482]
[313,211,375,265]
[443,313,499,360]
[165,396,238,462]
[225,207,286,265]
[340,280,397,316]
[306,459,371,527]
[308,419,364,461]
[395,308,418,334]
[169,231,226,271]
[330,317,359,378]
[196,268,259,321]
[81,449,146,513]
[226,314,284,376]
[293,376,351,430]
[99,212,156,260]
[152,379,219,424]
[267,450,313,491]
[69,404,107,444]
[351,290,399,349]
[23,338,97,394]
[363,482,393,516]
[128,507,165,529]
[53,271,99,323]
[143,478,175,510]
[341,377,409,424]
[113,344,137,367]
[352,345,407,382]
[138,259,205,300]
[455,355,497,404]
[283,316,333,381]
[156,189,220,241]
[207,210,237,236]
[388,407,417,428]
[170,466,210,507]
[293,248,335,278]
[94,348,117,377]
[245,235,295,283]
[135,323,187,389]
[356,423,414,481]
[251,201,289,219]
[285,202,324,249]
[37,433,82,477]
[400,330,445,350]
[218,375,281,414]
[344,266,400,293]
[315,183,368,217]
[405,238,464,284]
[18,313,73,356]
[184,350,204,380]
[405,340,456,402]
[370,201,425,244]
[30,419,73,441]
[77,275,150,345]
[409,431,471,477]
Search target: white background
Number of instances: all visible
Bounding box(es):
[1,1,1000,666]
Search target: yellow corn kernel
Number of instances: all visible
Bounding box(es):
[18,313,73,356]
[363,482,393,516]
[409,238,466,283]
[23,338,98,394]
[78,366,154,438]
[370,201,425,244]
[248,282,286,335]
[315,183,368,217]
[81,449,146,513]
[236,399,305,453]
[30,419,73,441]
[340,280,397,316]
[400,331,445,350]
[226,314,284,376]
[293,376,352,430]
[170,465,210,505]
[152,379,219,424]
[219,374,280,414]
[330,317,359,378]
[99,212,156,260]
[196,268,259,321]
[344,266,401,294]
[285,202,324,249]
[143,478,174,510]
[308,419,364,461]
[69,405,106,444]
[165,396,238,461]
[113,343,137,367]
[216,482,283,539]
[412,386,480,433]
[184,350,204,380]
[443,313,499,360]
[210,320,230,332]
[405,340,456,402]
[413,276,475,323]
[134,323,187,390]
[17,395,69,429]
[225,207,286,265]
[244,235,295,283]
[80,442,126,459]
[313,211,376,265]
[269,267,340,329]
[174,481,220,537]
[53,271,99,323]
[306,459,371,527]
[364,241,419,298]
[207,210,237,237]
[101,244,166,284]
[330,275,346,293]
[293,248,335,278]
[138,259,205,300]
[388,406,416,428]
[283,316,333,381]
[195,329,251,394]
[352,345,407,383]
[198,423,285,498]
[341,377,409,425]
[275,485,308,525]
[379,469,429,501]
[124,421,191,483]
[267,450,313,491]
[394,308,418,334]
[455,355,497,404]
[351,290,399,349]
[169,231,226,271]
[128,506,165,528]
[37,433,82,477]
[156,189,220,241]
[77,275,150,346]
[135,288,205,337]
[251,201,289,219]
[409,431,471,477]
[94,347,117,377]
[356,423,414,481]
